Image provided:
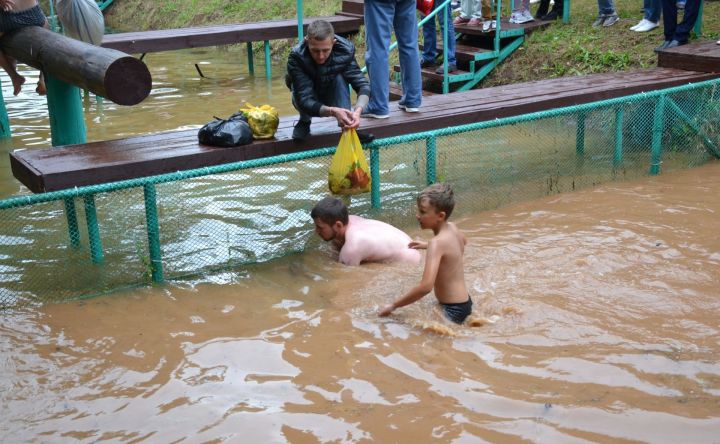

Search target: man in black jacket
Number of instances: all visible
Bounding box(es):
[286,20,372,142]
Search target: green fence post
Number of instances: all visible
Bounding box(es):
[63,198,81,248]
[0,89,9,138]
[650,95,666,175]
[614,107,624,167]
[370,147,381,209]
[562,0,570,23]
[46,74,87,251]
[247,42,255,75]
[576,111,585,156]
[694,0,703,36]
[426,136,437,184]
[143,184,164,283]
[264,40,271,80]
[83,194,103,264]
[297,0,304,41]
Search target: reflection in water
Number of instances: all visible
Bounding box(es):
[1,163,719,442]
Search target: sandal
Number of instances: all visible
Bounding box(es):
[468,17,483,26]
[453,16,470,25]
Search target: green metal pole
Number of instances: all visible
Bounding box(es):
[666,97,720,158]
[297,0,304,41]
[264,40,272,80]
[83,194,104,264]
[614,107,624,167]
[247,42,255,76]
[426,136,437,184]
[576,111,585,156]
[143,184,164,283]
[46,74,87,249]
[370,147,381,209]
[442,4,449,94]
[0,89,10,138]
[45,74,86,146]
[63,198,80,248]
[650,95,666,175]
[494,0,502,54]
[562,0,570,24]
[694,0,703,36]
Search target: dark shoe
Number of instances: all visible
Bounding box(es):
[292,120,311,141]
[592,15,607,27]
[665,39,685,49]
[420,59,436,69]
[541,10,560,20]
[357,131,375,144]
[654,40,671,52]
[602,13,619,27]
[435,63,457,74]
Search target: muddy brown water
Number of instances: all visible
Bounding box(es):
[1,161,719,442]
[1,47,719,443]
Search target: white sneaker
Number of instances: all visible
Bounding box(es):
[630,19,646,31]
[482,20,493,32]
[509,11,523,24]
[398,103,420,113]
[634,20,658,32]
[520,10,535,23]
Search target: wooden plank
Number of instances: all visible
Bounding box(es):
[657,40,720,73]
[101,16,362,54]
[454,18,551,37]
[342,0,364,16]
[10,68,719,193]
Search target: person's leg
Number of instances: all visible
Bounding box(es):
[597,0,616,15]
[645,0,661,22]
[0,48,25,96]
[673,0,700,43]
[327,74,352,110]
[437,2,457,67]
[290,92,312,140]
[661,0,677,42]
[536,0,551,17]
[394,0,422,109]
[421,11,438,65]
[364,0,394,116]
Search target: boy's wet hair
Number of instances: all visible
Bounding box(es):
[418,183,455,219]
[311,196,349,225]
[306,20,335,41]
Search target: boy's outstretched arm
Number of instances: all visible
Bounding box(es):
[379,241,442,317]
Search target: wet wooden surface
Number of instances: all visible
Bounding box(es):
[101,15,363,54]
[10,68,719,193]
[657,39,720,73]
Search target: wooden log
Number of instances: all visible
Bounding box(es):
[0,26,151,106]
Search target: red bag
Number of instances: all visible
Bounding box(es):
[417,0,434,16]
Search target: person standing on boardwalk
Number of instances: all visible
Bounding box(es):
[0,0,48,95]
[592,0,620,27]
[655,0,701,51]
[363,0,422,118]
[286,20,372,142]
[421,0,458,74]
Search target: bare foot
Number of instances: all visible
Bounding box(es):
[11,74,25,96]
[35,79,46,96]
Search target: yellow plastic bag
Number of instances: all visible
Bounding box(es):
[328,129,371,195]
[240,103,279,139]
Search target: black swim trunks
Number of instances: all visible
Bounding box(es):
[441,295,473,324]
[0,5,47,33]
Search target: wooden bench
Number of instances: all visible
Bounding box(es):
[10,66,719,193]
[101,15,363,54]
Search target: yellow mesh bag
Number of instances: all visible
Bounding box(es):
[328,129,371,195]
[240,103,279,139]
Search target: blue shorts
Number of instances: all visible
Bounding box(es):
[441,295,473,324]
[0,5,46,33]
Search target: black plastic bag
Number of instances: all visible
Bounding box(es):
[198,113,253,147]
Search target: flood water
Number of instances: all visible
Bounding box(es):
[1,161,719,442]
[2,47,720,442]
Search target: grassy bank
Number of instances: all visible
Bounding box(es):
[102,0,720,87]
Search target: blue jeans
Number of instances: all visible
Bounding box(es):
[422,1,456,66]
[292,74,351,123]
[644,0,661,22]
[597,0,616,15]
[662,0,700,42]
[365,0,422,114]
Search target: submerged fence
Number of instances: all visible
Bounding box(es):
[1,79,718,308]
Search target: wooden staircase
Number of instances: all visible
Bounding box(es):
[392,18,553,98]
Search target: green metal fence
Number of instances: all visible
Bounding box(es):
[1,78,718,308]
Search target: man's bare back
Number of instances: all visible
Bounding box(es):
[340,215,421,266]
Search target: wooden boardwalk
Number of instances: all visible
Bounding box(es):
[11,62,719,193]
[101,15,363,54]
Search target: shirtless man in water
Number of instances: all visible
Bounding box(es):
[0,0,48,95]
[310,196,421,266]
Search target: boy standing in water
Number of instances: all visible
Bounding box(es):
[0,0,48,95]
[379,183,473,324]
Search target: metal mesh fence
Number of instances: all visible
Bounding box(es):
[0,79,718,308]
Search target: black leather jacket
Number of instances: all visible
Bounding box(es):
[286,35,370,117]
